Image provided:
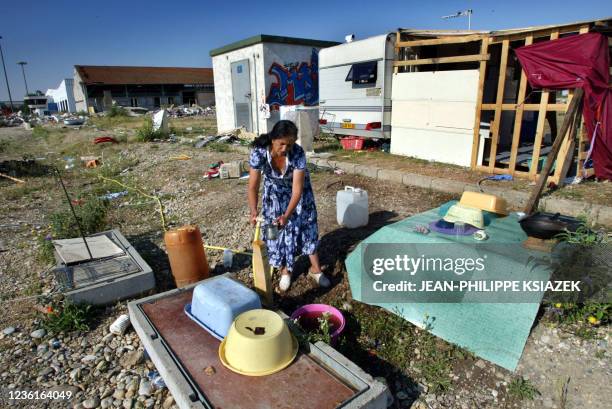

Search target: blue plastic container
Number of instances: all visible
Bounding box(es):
[185,276,261,340]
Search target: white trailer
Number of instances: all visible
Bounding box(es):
[318,34,395,139]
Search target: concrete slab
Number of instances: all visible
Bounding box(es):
[55,229,155,305]
[128,275,391,409]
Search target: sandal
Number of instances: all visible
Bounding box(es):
[308,270,331,288]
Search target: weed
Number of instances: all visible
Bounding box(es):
[556,223,607,247]
[38,195,109,263]
[136,117,168,142]
[43,300,93,333]
[595,349,606,359]
[551,303,610,326]
[508,377,539,400]
[293,312,333,345]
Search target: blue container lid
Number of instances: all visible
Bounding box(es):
[187,275,261,339]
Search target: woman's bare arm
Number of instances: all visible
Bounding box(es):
[283,169,305,220]
[248,168,262,224]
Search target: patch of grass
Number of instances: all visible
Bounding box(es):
[43,300,93,333]
[415,332,454,393]
[23,280,42,296]
[32,125,50,138]
[136,116,168,142]
[3,184,43,200]
[95,156,140,178]
[206,142,230,152]
[508,377,539,400]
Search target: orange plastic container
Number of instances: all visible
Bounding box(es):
[164,225,209,287]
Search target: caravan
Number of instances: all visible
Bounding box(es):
[318,34,395,139]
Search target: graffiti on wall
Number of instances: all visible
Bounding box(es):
[266,48,318,109]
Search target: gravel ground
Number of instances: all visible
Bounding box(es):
[0,124,610,409]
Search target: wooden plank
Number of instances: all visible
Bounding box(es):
[529,91,550,177]
[487,40,510,171]
[475,165,532,178]
[481,103,568,111]
[393,54,490,67]
[397,35,483,47]
[552,90,579,185]
[550,29,559,40]
[470,39,489,168]
[508,35,534,174]
[394,31,401,74]
[489,25,584,43]
[523,88,583,214]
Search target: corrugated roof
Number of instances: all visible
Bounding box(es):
[74,66,214,85]
[209,34,340,57]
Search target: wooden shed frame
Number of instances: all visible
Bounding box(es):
[394,18,612,184]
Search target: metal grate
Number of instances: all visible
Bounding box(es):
[55,255,142,290]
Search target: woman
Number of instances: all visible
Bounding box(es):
[248,120,330,291]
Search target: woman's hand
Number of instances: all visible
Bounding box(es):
[275,214,289,227]
[250,211,258,226]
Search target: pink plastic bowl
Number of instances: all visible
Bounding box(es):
[290,304,345,343]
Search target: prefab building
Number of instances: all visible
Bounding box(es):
[210,35,339,134]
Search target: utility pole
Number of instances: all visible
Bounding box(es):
[17,61,29,95]
[0,36,14,111]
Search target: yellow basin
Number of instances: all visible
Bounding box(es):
[459,191,508,215]
[219,309,298,376]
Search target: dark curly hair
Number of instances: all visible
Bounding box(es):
[251,120,298,148]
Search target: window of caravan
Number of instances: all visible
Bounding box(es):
[345,61,377,85]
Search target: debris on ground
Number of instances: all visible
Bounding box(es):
[93,136,119,145]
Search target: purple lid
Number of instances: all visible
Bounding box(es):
[428,220,478,236]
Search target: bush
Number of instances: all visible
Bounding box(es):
[136,116,167,142]
[107,105,128,118]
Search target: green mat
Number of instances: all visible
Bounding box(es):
[345,202,551,371]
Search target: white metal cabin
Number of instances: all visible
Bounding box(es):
[318,34,395,139]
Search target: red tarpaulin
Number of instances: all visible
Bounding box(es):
[515,32,612,180]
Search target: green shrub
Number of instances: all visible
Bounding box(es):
[136,116,167,142]
[107,105,128,118]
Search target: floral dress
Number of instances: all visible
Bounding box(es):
[249,144,319,272]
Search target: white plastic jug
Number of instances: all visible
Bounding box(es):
[336,186,368,228]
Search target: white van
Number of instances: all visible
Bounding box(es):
[318,34,395,139]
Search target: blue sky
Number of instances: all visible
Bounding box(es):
[0,0,610,100]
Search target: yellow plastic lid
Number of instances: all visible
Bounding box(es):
[459,191,508,215]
